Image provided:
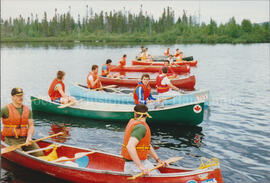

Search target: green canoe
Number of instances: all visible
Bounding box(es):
[31,96,205,126]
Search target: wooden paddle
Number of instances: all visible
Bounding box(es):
[53,151,95,163]
[127,157,183,180]
[93,85,118,91]
[57,99,83,109]
[1,132,64,155]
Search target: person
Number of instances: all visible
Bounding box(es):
[48,71,76,104]
[119,54,127,67]
[133,74,163,109]
[137,46,144,60]
[174,49,183,62]
[87,65,102,90]
[121,104,168,175]
[140,50,147,62]
[156,67,180,95]
[167,54,174,63]
[101,59,120,78]
[1,88,44,156]
[158,60,177,79]
[164,48,170,56]
[144,48,153,61]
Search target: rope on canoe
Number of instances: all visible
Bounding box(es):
[198,157,219,169]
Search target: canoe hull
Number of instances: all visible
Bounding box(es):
[100,75,196,90]
[110,64,190,73]
[132,60,197,67]
[31,96,205,125]
[1,141,223,183]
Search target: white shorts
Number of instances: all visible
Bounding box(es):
[124,159,160,175]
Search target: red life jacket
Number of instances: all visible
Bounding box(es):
[133,82,151,104]
[164,49,170,56]
[101,64,110,77]
[121,119,151,160]
[156,74,170,93]
[48,79,65,101]
[87,72,101,89]
[1,104,30,138]
[119,57,126,67]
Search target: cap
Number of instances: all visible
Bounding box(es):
[11,88,23,96]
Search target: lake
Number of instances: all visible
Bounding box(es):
[1,42,270,183]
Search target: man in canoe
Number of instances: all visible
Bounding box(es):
[87,65,103,90]
[174,49,183,62]
[159,60,177,79]
[119,54,127,67]
[48,71,76,104]
[101,59,120,78]
[121,104,168,175]
[1,88,44,156]
[156,67,181,95]
[133,74,163,109]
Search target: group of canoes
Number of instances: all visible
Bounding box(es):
[1,48,223,182]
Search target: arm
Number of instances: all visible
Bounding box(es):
[168,82,180,91]
[149,145,168,166]
[25,119,34,145]
[126,137,149,174]
[56,85,67,98]
[88,75,101,88]
[148,93,156,101]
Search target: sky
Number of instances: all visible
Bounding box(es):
[1,0,269,24]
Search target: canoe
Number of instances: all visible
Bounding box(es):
[100,75,196,90]
[69,83,209,106]
[110,64,190,73]
[139,56,194,62]
[31,96,205,125]
[1,140,223,183]
[132,60,197,67]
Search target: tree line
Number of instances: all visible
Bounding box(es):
[1,6,269,43]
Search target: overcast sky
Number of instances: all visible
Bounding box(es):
[1,0,269,24]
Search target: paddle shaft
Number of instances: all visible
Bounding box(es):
[1,132,64,155]
[93,85,118,91]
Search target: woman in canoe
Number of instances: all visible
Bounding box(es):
[48,71,76,104]
[1,88,44,156]
[121,104,168,174]
[101,59,120,79]
[87,65,103,90]
[119,54,127,67]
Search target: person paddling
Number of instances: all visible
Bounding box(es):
[87,65,102,90]
[159,60,177,79]
[121,104,168,175]
[133,74,163,109]
[1,88,44,156]
[156,67,180,96]
[48,71,76,104]
[119,54,127,67]
[101,59,120,78]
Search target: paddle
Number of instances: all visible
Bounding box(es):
[53,151,95,163]
[93,85,118,91]
[1,132,64,155]
[57,99,83,109]
[127,157,183,180]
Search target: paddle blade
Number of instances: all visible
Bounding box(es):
[165,157,183,164]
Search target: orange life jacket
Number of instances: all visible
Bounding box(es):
[48,79,65,101]
[121,119,151,160]
[164,49,170,56]
[156,74,170,93]
[1,104,30,138]
[87,72,101,89]
[141,52,147,61]
[133,82,151,104]
[119,57,126,67]
[101,64,110,76]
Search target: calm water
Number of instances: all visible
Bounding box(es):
[1,43,270,183]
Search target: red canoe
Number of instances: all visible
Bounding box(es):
[101,75,196,90]
[132,60,198,67]
[110,64,190,73]
[1,140,223,183]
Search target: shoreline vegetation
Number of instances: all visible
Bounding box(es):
[1,7,269,44]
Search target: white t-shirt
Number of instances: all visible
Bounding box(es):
[161,76,170,85]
